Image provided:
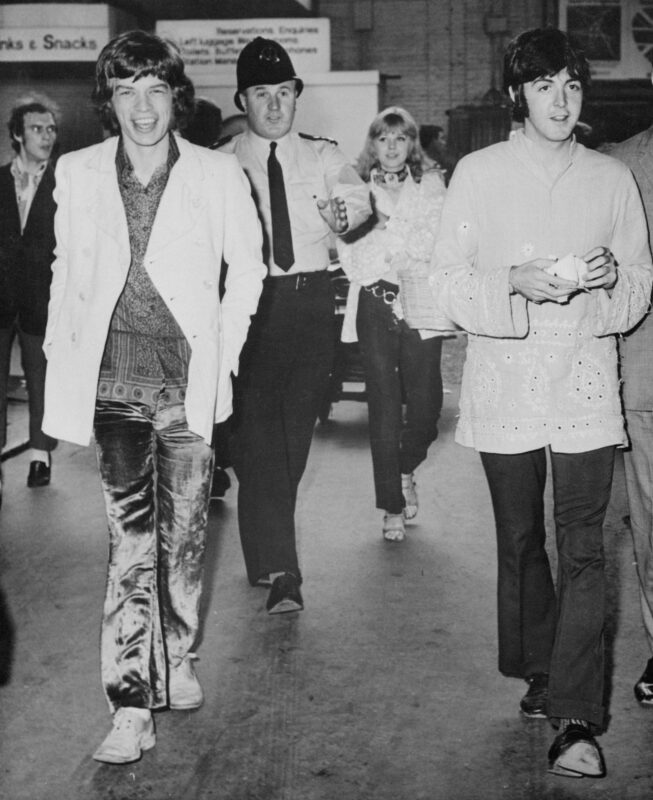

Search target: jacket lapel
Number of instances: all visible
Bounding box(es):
[81,136,208,272]
[84,138,130,262]
[145,137,208,260]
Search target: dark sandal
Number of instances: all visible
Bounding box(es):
[547,724,605,779]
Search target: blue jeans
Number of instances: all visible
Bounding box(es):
[481,446,615,731]
[94,397,213,712]
[356,286,443,514]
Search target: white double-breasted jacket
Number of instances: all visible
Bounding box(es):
[43,135,266,446]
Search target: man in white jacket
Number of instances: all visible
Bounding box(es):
[42,31,265,764]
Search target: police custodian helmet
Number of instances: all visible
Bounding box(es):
[234,37,304,111]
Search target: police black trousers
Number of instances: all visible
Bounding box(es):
[231,272,335,586]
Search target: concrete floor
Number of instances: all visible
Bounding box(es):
[1,338,652,800]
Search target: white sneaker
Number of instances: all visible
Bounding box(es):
[169,653,204,710]
[383,512,406,542]
[401,473,418,519]
[92,707,155,764]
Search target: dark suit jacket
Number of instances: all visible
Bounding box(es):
[0,161,56,335]
[610,129,653,411]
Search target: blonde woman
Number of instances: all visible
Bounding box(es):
[338,107,447,541]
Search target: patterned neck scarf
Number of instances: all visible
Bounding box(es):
[371,164,409,186]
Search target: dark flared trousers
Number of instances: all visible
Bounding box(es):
[480,445,615,730]
[0,325,56,452]
[231,273,335,586]
[356,288,443,514]
[94,398,213,712]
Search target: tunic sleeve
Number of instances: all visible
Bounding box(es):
[590,168,652,336]
[430,158,529,338]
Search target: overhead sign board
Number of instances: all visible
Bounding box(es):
[157,18,330,76]
[0,4,131,63]
[0,27,106,61]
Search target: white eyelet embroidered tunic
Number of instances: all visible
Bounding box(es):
[430,129,653,454]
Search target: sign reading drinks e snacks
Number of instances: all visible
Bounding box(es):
[156,18,331,75]
[0,27,107,61]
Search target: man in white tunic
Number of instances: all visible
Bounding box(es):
[431,28,652,779]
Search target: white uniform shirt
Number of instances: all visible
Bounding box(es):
[219,130,370,275]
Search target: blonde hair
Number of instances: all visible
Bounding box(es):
[356,106,433,182]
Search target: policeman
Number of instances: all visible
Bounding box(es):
[216,37,371,614]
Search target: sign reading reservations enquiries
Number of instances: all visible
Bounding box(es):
[156,18,331,76]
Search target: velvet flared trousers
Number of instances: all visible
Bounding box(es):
[94,398,213,712]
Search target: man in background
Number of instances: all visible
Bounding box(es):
[610,92,653,710]
[0,97,59,505]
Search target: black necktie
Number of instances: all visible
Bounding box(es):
[267,142,295,270]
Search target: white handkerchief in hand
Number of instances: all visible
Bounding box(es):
[545,253,588,289]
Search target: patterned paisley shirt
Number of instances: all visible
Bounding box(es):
[98,134,190,407]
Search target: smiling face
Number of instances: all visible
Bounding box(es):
[240,81,296,140]
[372,127,412,172]
[110,73,173,156]
[517,68,583,147]
[16,111,57,168]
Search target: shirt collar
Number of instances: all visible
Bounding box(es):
[11,153,48,179]
[510,127,576,165]
[246,129,293,160]
[115,132,180,182]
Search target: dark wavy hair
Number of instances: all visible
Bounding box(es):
[92,30,195,134]
[8,100,58,153]
[356,106,432,183]
[503,28,591,122]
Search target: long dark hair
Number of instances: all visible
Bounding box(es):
[92,30,195,134]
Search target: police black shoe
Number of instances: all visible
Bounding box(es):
[520,672,548,718]
[210,467,231,500]
[266,573,303,615]
[27,460,50,488]
[634,656,653,706]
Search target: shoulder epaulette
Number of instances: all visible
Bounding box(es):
[299,132,338,146]
[210,134,234,150]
